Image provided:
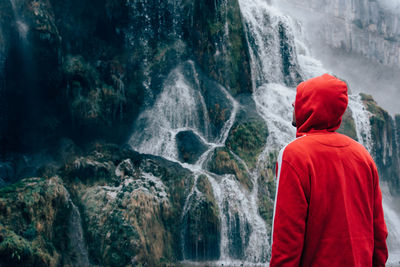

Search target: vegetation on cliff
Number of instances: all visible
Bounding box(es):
[226,120,269,170]
[361,93,400,193]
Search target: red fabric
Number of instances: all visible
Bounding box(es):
[270,74,388,267]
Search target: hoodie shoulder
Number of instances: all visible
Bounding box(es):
[281,133,374,171]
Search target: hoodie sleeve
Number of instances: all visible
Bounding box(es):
[372,164,388,267]
[270,159,308,267]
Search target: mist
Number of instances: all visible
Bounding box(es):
[276,0,400,115]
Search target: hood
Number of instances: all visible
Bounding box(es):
[295,74,348,137]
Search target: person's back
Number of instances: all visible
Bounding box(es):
[270,74,388,266]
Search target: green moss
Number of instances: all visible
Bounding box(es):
[183,175,221,260]
[337,108,358,141]
[208,148,253,191]
[226,120,268,170]
[360,93,385,121]
[0,225,53,267]
[190,0,252,95]
[196,175,220,218]
[257,152,277,229]
[360,93,400,193]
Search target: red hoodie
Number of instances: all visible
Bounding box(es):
[269,74,388,266]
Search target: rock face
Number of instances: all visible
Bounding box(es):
[337,108,358,141]
[360,93,400,193]
[1,0,400,266]
[190,0,253,95]
[0,142,196,266]
[226,119,268,170]
[0,0,253,153]
[281,0,400,66]
[182,175,220,261]
[0,176,71,267]
[208,147,253,191]
[60,143,195,265]
[176,130,208,164]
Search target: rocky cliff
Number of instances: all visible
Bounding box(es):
[1,0,400,266]
[280,0,400,66]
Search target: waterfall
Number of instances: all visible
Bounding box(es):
[66,194,90,267]
[129,56,273,264]
[125,0,400,264]
[241,0,400,264]
[381,184,400,266]
[239,0,326,154]
[347,94,373,152]
[349,94,400,265]
[129,61,212,160]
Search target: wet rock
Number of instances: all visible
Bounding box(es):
[361,93,400,193]
[208,147,253,191]
[182,175,220,260]
[189,0,253,96]
[79,172,172,266]
[224,202,252,260]
[178,61,234,139]
[0,176,70,267]
[226,119,268,170]
[257,152,277,230]
[0,162,14,187]
[176,130,208,164]
[115,158,135,179]
[66,156,115,184]
[338,108,358,141]
[278,21,303,87]
[58,143,195,265]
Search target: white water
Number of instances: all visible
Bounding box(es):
[239,0,327,154]
[129,58,271,264]
[381,184,400,266]
[129,61,211,160]
[348,94,373,152]
[65,194,90,267]
[126,0,400,264]
[240,0,400,265]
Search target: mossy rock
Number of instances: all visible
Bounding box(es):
[208,147,253,191]
[79,178,172,266]
[226,120,268,170]
[176,130,208,164]
[182,175,220,260]
[257,152,278,230]
[0,176,71,267]
[59,143,195,265]
[337,108,358,141]
[360,93,400,193]
[190,0,252,96]
[0,225,56,267]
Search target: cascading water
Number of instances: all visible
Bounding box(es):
[347,94,373,151]
[239,0,325,154]
[240,0,400,265]
[65,194,90,267]
[129,57,273,265]
[68,199,89,267]
[126,0,400,264]
[381,184,400,266]
[348,97,400,266]
[239,0,302,88]
[129,61,212,160]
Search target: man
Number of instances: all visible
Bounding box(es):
[270,74,388,266]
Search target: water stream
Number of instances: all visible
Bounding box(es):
[66,193,90,267]
[129,58,271,264]
[126,0,400,264]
